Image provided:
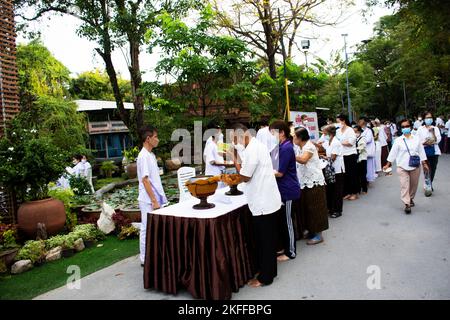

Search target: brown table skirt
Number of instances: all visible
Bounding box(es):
[143,205,257,300]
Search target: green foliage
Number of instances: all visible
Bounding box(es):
[117,225,139,240]
[47,186,77,231]
[15,240,46,263]
[16,39,70,104]
[44,224,105,251]
[100,161,119,179]
[69,176,93,196]
[123,146,139,163]
[72,224,105,242]
[153,6,262,118]
[0,124,67,201]
[70,69,133,102]
[0,225,19,251]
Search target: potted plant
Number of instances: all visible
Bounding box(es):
[123,147,139,179]
[0,224,20,268]
[0,126,68,239]
[100,160,119,179]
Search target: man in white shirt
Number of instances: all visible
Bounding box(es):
[229,123,282,288]
[137,126,168,266]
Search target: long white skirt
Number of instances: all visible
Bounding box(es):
[375,141,382,172]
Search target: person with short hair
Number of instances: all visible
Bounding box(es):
[416,112,441,189]
[72,154,85,177]
[336,114,359,201]
[229,123,282,288]
[322,125,345,218]
[354,126,368,194]
[294,127,329,245]
[269,120,301,261]
[384,119,429,214]
[82,155,94,192]
[137,126,167,266]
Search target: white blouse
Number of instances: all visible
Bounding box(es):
[387,135,427,171]
[296,141,326,189]
[416,126,442,156]
[336,126,357,156]
[324,138,345,174]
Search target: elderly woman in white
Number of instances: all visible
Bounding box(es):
[383,119,429,214]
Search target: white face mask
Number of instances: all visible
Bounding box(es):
[81,159,87,164]
[303,120,309,125]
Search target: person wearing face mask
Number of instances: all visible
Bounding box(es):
[322,125,345,218]
[413,116,423,131]
[82,155,94,192]
[335,114,359,201]
[256,117,277,155]
[358,118,377,185]
[416,112,441,189]
[384,119,429,214]
[354,126,368,194]
[137,126,168,266]
[72,154,85,177]
[229,123,282,288]
[269,120,301,261]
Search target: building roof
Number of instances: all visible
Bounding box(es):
[75,100,134,112]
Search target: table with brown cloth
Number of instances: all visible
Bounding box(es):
[143,187,257,300]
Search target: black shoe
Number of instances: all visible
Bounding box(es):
[330,212,342,218]
[404,205,411,214]
[141,263,144,267]
[410,200,415,207]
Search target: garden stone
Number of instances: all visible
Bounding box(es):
[45,246,62,261]
[165,158,182,171]
[74,238,85,252]
[11,260,33,274]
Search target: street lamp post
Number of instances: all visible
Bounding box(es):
[342,34,352,122]
[301,40,310,69]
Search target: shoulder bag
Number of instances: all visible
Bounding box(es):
[403,138,420,168]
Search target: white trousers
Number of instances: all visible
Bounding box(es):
[138,201,153,264]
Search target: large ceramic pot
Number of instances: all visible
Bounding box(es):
[120,208,141,222]
[17,198,66,239]
[126,162,137,179]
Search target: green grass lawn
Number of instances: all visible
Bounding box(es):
[0,236,139,300]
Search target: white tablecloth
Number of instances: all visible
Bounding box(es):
[151,185,247,219]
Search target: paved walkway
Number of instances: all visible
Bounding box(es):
[35,155,450,300]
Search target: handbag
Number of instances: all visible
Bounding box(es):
[403,139,420,168]
[424,145,435,157]
[322,158,336,184]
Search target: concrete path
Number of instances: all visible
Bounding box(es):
[35,155,450,300]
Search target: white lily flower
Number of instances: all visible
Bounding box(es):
[8,147,14,151]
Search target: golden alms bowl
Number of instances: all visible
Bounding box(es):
[185,175,220,209]
[220,174,244,196]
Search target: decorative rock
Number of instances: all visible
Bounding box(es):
[165,158,182,171]
[45,246,62,262]
[74,238,85,252]
[97,202,116,234]
[11,260,33,274]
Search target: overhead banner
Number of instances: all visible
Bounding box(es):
[290,111,320,141]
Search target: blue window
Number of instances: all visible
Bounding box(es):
[91,135,107,158]
[107,134,123,158]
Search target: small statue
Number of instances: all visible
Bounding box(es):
[36,223,47,240]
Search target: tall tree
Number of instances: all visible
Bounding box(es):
[212,0,353,79]
[14,0,203,139]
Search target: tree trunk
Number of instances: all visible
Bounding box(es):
[129,40,144,138]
